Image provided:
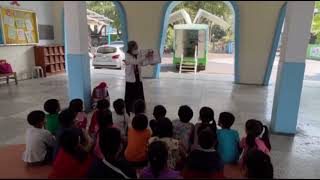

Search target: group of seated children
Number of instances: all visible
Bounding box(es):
[23,95,274,179]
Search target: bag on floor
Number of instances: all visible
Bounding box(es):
[0,60,13,74]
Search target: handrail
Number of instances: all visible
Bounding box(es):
[194,45,198,74]
[179,52,183,74]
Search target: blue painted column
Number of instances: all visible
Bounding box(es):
[64,1,92,110]
[271,1,315,134]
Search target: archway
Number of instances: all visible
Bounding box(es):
[156,1,240,83]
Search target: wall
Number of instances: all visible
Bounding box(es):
[120,1,286,84]
[120,1,166,78]
[237,1,285,84]
[0,1,62,80]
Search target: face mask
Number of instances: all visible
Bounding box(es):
[132,50,138,55]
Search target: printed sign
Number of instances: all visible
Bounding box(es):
[8,27,16,40]
[3,15,14,27]
[17,28,25,41]
[15,18,25,28]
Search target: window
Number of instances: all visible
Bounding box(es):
[97,47,117,54]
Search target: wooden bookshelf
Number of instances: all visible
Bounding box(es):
[34,45,65,77]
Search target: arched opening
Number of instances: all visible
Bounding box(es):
[157,1,240,83]
[85,1,128,79]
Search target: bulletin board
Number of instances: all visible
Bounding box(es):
[0,7,39,45]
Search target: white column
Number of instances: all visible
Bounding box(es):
[64,1,92,110]
[271,1,315,134]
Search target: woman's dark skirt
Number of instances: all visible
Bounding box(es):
[125,81,145,114]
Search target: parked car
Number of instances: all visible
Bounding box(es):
[92,44,125,69]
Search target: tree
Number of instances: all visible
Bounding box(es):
[311,2,320,44]
[165,25,174,50]
[211,24,226,42]
[86,1,121,35]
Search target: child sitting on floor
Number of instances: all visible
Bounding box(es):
[148,117,187,170]
[54,109,93,159]
[69,99,88,129]
[182,128,224,179]
[49,129,94,178]
[44,99,61,136]
[87,127,137,179]
[149,105,167,137]
[91,82,110,109]
[217,112,240,164]
[88,99,110,136]
[239,119,271,166]
[139,141,181,179]
[93,110,114,159]
[112,98,130,139]
[172,105,194,153]
[23,110,56,165]
[125,114,151,168]
[128,99,146,128]
[191,106,217,151]
[244,149,274,179]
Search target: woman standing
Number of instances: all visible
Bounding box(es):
[124,41,153,114]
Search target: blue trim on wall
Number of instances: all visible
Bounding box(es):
[0,21,3,44]
[229,1,240,83]
[155,1,181,78]
[113,1,128,51]
[66,54,92,110]
[271,61,305,134]
[157,1,240,82]
[263,2,287,86]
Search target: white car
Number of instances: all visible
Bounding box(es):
[92,44,125,69]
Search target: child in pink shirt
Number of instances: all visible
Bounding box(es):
[239,119,271,165]
[69,99,88,129]
[93,110,113,159]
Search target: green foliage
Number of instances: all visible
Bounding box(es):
[165,25,174,49]
[86,1,121,34]
[211,24,226,42]
[312,2,320,43]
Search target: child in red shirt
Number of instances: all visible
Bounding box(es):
[88,99,110,136]
[48,129,94,179]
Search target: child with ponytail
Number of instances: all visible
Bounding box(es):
[239,119,271,165]
[139,141,181,179]
[191,106,217,151]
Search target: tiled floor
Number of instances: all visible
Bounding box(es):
[1,68,320,178]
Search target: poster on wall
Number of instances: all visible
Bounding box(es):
[15,18,25,28]
[17,28,25,40]
[7,27,16,40]
[3,15,14,27]
[25,19,33,31]
[25,31,33,42]
[0,7,39,44]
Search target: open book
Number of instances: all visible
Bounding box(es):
[140,49,161,66]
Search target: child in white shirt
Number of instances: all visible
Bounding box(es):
[112,99,130,139]
[23,110,56,165]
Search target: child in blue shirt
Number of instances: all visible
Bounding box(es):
[217,112,240,164]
